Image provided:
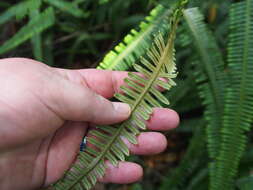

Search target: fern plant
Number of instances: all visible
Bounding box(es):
[3,1,253,189]
[183,7,225,160]
[182,8,226,189]
[160,1,253,189]
[45,1,188,189]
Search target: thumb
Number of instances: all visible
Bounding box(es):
[46,74,131,125]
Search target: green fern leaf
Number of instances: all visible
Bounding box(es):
[52,27,176,190]
[44,0,89,18]
[212,0,253,189]
[47,1,188,189]
[182,8,227,188]
[183,7,225,159]
[96,4,173,71]
[0,7,55,55]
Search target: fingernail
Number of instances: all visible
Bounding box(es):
[112,102,131,117]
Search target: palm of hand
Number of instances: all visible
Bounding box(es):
[0,58,179,190]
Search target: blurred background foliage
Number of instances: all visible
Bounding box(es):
[0,0,228,68]
[1,0,253,190]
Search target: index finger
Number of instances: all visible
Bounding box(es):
[55,69,166,99]
[56,69,128,98]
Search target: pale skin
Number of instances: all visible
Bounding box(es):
[0,58,180,190]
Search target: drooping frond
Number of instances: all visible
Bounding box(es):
[212,0,253,189]
[0,7,55,55]
[183,7,225,159]
[44,0,90,18]
[160,120,207,190]
[96,4,173,71]
[182,8,227,187]
[47,1,188,189]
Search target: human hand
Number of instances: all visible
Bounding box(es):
[0,58,179,190]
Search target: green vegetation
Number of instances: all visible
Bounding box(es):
[1,0,253,190]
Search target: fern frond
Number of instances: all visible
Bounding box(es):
[182,8,227,188]
[96,4,173,71]
[47,1,188,189]
[183,7,225,159]
[0,7,55,55]
[44,0,89,18]
[51,26,177,190]
[212,0,253,189]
